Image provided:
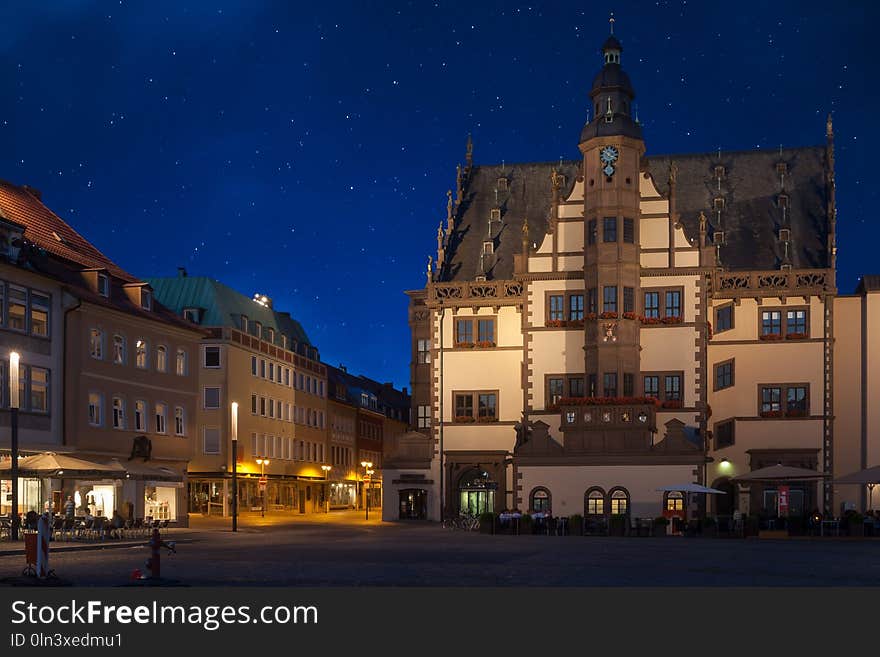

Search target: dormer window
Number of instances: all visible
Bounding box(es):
[97,273,110,298]
[714,231,725,245]
[267,327,275,343]
[475,275,487,282]
[482,241,494,255]
[778,194,789,209]
[183,308,201,323]
[140,288,152,311]
[497,177,508,191]
[490,208,501,221]
[713,197,725,211]
[779,228,791,242]
[253,321,262,338]
[776,162,788,176]
[714,165,725,179]
[240,315,248,331]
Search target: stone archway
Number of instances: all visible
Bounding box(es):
[712,477,736,516]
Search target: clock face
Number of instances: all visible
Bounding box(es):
[600,146,619,164]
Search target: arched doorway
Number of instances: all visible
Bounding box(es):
[399,489,427,520]
[712,478,736,516]
[457,468,496,516]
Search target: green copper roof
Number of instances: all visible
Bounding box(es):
[145,275,311,347]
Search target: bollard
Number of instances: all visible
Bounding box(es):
[36,513,50,579]
[146,528,162,578]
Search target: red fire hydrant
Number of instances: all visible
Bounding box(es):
[145,528,175,578]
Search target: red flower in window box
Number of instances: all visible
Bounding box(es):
[476,340,496,348]
[785,408,807,417]
[558,396,660,407]
[622,312,638,321]
[599,311,618,320]
[454,415,475,423]
[707,321,713,340]
[567,319,585,328]
[660,316,683,324]
[661,399,683,409]
[454,341,475,348]
[476,416,498,423]
[759,333,783,341]
[546,319,565,328]
[760,410,784,418]
[585,313,598,321]
[640,316,661,325]
[785,332,808,340]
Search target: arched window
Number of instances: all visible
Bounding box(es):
[156,345,167,372]
[664,491,685,512]
[585,487,605,516]
[609,487,630,515]
[530,487,551,514]
[135,339,148,369]
[112,334,126,365]
[176,349,187,376]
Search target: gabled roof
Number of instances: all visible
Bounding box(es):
[438,145,830,282]
[146,275,311,346]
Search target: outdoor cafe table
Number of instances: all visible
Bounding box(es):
[498,513,522,534]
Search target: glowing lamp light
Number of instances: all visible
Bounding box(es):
[9,351,20,409]
[719,458,731,470]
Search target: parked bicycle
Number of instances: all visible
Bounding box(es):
[442,513,480,531]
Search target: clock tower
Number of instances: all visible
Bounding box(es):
[579,28,645,399]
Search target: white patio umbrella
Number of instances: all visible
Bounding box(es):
[834,465,880,510]
[731,464,827,482]
[656,483,727,494]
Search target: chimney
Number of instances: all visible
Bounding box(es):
[177,267,188,278]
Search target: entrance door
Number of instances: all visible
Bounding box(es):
[456,468,497,516]
[399,489,427,520]
[298,490,306,514]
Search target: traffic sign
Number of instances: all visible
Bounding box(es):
[258,476,267,491]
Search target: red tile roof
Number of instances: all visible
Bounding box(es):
[0,179,135,282]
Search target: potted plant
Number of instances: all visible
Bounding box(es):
[652,516,669,537]
[519,513,533,534]
[478,512,496,534]
[609,514,627,536]
[568,514,583,536]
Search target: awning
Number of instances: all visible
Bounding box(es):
[833,465,880,485]
[732,464,827,482]
[102,458,183,482]
[0,453,125,478]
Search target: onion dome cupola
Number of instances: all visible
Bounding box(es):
[580,24,642,143]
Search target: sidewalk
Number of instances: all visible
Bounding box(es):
[0,529,194,557]
[188,508,384,531]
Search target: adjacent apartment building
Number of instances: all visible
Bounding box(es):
[395,30,880,523]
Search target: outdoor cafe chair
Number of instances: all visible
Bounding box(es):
[0,517,10,540]
[61,517,75,541]
[51,516,64,540]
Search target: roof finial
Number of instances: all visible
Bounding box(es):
[826,112,834,138]
[609,12,615,35]
[465,133,473,169]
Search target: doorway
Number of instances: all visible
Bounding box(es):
[399,488,427,520]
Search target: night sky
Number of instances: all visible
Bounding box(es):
[0,1,876,390]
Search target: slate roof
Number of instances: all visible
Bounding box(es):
[146,275,312,346]
[438,145,830,282]
[857,275,880,293]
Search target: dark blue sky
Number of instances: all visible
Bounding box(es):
[0,1,876,389]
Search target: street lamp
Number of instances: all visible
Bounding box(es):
[9,351,20,541]
[256,458,269,518]
[361,460,373,520]
[321,465,331,513]
[230,402,239,532]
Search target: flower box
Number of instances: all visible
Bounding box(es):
[640,316,661,325]
[785,332,808,340]
[707,320,713,340]
[622,312,638,321]
[785,408,807,418]
[476,416,498,423]
[759,333,783,341]
[454,416,475,423]
[454,342,475,349]
[546,319,565,328]
[661,399,683,409]
[599,311,618,320]
[476,341,496,348]
[567,319,584,328]
[558,396,660,407]
[660,316,683,324]
[760,410,784,418]
[585,313,598,321]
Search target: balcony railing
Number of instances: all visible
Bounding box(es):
[427,280,523,307]
[711,269,833,298]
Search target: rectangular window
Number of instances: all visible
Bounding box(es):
[603,216,617,242]
[260,396,267,416]
[204,346,221,368]
[251,394,257,415]
[141,289,152,311]
[203,387,221,409]
[268,399,275,419]
[136,340,148,369]
[548,378,564,406]
[268,362,274,381]
[715,360,734,390]
[587,219,597,245]
[135,400,146,431]
[761,310,782,336]
[787,386,808,415]
[30,291,49,337]
[569,295,584,321]
[112,397,126,429]
[588,374,597,397]
[603,286,617,313]
[455,319,473,345]
[29,367,48,413]
[623,218,634,243]
[175,407,185,436]
[761,386,782,414]
[285,368,291,386]
[112,334,126,365]
[715,420,735,449]
[260,359,266,378]
[417,339,430,364]
[454,394,474,420]
[88,392,102,426]
[644,292,660,319]
[477,319,495,344]
[623,373,634,397]
[568,377,584,398]
[664,375,681,400]
[786,310,807,336]
[665,290,681,319]
[644,376,659,398]
[7,286,26,331]
[203,427,220,455]
[251,356,258,376]
[97,273,110,298]
[417,405,431,428]
[155,403,167,434]
[716,305,733,332]
[549,295,564,322]
[603,373,617,397]
[478,393,497,420]
[623,287,634,314]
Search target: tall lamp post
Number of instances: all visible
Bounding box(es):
[360,460,373,520]
[321,465,331,513]
[256,458,269,517]
[9,351,20,541]
[230,401,239,532]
